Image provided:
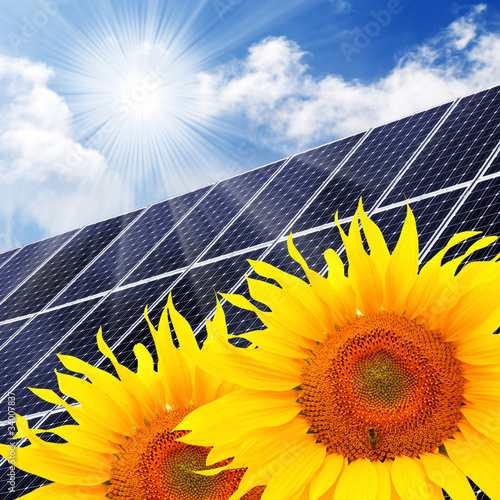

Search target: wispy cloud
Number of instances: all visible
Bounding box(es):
[197,5,498,150]
[0,54,133,251]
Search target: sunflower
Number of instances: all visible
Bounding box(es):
[176,200,500,500]
[0,295,265,499]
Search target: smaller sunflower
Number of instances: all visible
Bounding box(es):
[175,200,500,500]
[0,295,265,500]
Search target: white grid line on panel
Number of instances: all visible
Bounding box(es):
[0,247,22,273]
[369,99,461,212]
[419,139,500,262]
[193,129,373,334]
[480,170,500,182]
[0,208,146,353]
[0,184,220,404]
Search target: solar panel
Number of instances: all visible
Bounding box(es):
[1,84,499,500]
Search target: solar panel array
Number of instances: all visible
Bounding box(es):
[1,84,500,499]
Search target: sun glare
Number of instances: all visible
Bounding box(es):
[49,1,231,202]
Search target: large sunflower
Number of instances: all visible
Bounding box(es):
[0,296,265,499]
[176,200,500,500]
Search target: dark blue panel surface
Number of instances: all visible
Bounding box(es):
[0,231,76,304]
[0,211,142,322]
[52,187,211,304]
[291,104,451,232]
[383,85,500,205]
[486,149,500,174]
[0,299,99,416]
[168,249,263,339]
[430,176,500,265]
[0,248,19,269]
[123,160,285,284]
[0,319,28,346]
[203,134,364,260]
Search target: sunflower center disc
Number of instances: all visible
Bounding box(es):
[299,312,465,461]
[108,408,260,499]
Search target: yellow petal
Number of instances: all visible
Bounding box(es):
[57,353,144,427]
[182,347,303,391]
[385,203,418,314]
[263,438,326,499]
[146,306,195,408]
[454,334,500,365]
[250,252,334,333]
[420,452,476,500]
[442,274,500,341]
[336,209,383,314]
[461,404,500,444]
[445,421,500,499]
[406,231,479,320]
[55,371,134,436]
[176,389,300,446]
[391,456,433,499]
[309,453,344,500]
[334,458,378,500]
[372,459,392,500]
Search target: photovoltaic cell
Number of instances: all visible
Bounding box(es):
[0,319,28,346]
[168,249,264,339]
[0,299,100,416]
[430,175,500,264]
[291,103,452,232]
[383,86,500,205]
[0,210,141,321]
[203,134,364,259]
[0,230,76,305]
[0,248,19,268]
[51,275,178,377]
[51,187,211,304]
[123,160,285,284]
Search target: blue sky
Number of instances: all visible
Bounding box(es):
[0,0,499,250]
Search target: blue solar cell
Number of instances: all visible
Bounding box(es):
[52,187,211,305]
[123,160,285,284]
[0,210,142,322]
[486,149,500,174]
[168,249,264,338]
[383,85,500,205]
[0,248,19,269]
[290,104,451,232]
[429,175,500,265]
[54,275,177,376]
[203,134,364,260]
[0,299,100,417]
[0,319,28,346]
[0,230,76,304]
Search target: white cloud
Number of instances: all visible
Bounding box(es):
[0,54,134,251]
[197,5,499,150]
